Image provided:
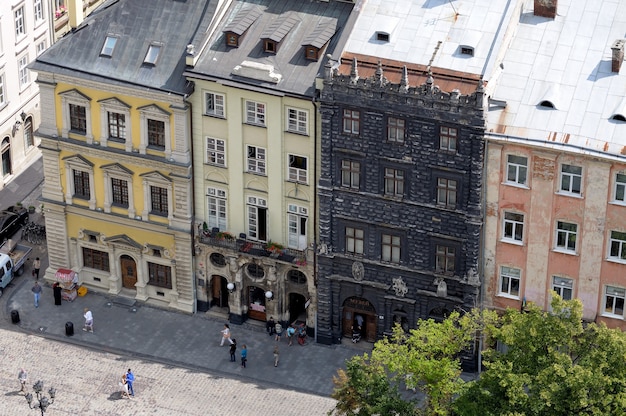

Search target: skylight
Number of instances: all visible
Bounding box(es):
[144,44,161,65]
[101,36,118,57]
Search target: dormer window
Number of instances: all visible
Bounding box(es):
[101,36,118,57]
[144,44,162,65]
[305,46,318,61]
[264,40,276,54]
[376,32,390,42]
[460,46,474,56]
[226,33,239,47]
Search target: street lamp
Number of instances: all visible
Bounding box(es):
[265,290,273,301]
[25,380,56,415]
[227,282,235,293]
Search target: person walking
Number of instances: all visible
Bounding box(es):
[53,282,62,306]
[31,281,42,308]
[274,321,283,342]
[18,368,27,393]
[286,325,296,346]
[266,316,276,336]
[32,257,41,280]
[229,339,237,362]
[119,373,131,399]
[220,324,234,346]
[240,344,247,368]
[83,308,94,332]
[126,369,135,397]
[273,345,279,367]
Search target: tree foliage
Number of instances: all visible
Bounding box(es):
[329,297,626,416]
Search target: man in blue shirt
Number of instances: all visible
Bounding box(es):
[126,369,135,396]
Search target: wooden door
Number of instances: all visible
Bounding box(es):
[365,314,377,342]
[120,255,137,289]
[342,309,353,337]
[211,275,222,307]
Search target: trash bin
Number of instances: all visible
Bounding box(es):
[65,321,74,336]
[10,310,20,324]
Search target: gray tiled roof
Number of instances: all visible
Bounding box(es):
[30,0,221,95]
[223,6,263,36]
[187,0,356,98]
[260,12,299,43]
[302,18,338,49]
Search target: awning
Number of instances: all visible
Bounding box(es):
[55,269,76,282]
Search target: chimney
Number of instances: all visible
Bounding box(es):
[67,0,84,30]
[611,39,625,73]
[534,0,558,19]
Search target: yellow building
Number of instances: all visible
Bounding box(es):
[30,0,225,312]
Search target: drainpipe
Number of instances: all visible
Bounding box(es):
[184,91,198,314]
[312,89,320,343]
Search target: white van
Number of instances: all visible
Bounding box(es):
[0,252,15,297]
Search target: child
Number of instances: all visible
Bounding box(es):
[241,344,247,368]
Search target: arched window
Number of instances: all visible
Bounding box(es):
[24,117,33,147]
[1,137,11,177]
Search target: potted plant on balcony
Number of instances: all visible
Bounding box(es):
[216,231,234,241]
[266,241,285,258]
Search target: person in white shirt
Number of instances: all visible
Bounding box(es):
[83,308,94,332]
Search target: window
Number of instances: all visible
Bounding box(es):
[287,108,307,134]
[439,126,457,152]
[382,234,401,263]
[264,40,276,53]
[288,204,308,250]
[206,138,226,166]
[82,248,110,272]
[34,0,44,23]
[18,55,29,88]
[107,112,126,140]
[111,178,129,207]
[436,245,455,273]
[609,231,626,261]
[341,160,360,189]
[0,73,4,106]
[499,266,521,298]
[226,33,238,47]
[377,32,390,42]
[36,40,46,55]
[247,196,267,241]
[556,221,577,252]
[245,101,265,125]
[559,164,582,195]
[205,92,225,117]
[552,276,573,301]
[24,118,33,147]
[503,212,524,242]
[288,155,307,183]
[207,187,227,230]
[150,186,168,216]
[247,146,266,174]
[604,286,625,318]
[148,262,172,289]
[288,270,306,284]
[506,155,528,185]
[384,168,404,197]
[69,104,86,133]
[141,119,164,149]
[614,173,626,203]
[144,44,161,65]
[387,117,405,143]
[61,90,92,139]
[437,178,457,208]
[73,170,90,199]
[14,6,25,38]
[101,36,117,56]
[342,109,360,134]
[345,227,364,255]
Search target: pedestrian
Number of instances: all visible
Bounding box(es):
[229,339,237,362]
[83,308,93,332]
[266,316,276,336]
[241,344,247,368]
[53,282,62,306]
[286,324,296,346]
[274,321,283,342]
[119,373,131,399]
[31,281,42,308]
[32,257,41,280]
[18,368,27,393]
[273,345,279,367]
[126,369,135,396]
[220,324,233,346]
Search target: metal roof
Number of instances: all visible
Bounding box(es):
[302,18,338,49]
[223,6,263,36]
[260,12,300,43]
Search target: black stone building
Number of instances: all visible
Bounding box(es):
[316,57,485,346]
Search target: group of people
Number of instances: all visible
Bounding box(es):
[119,369,135,399]
[266,317,307,346]
[221,324,247,368]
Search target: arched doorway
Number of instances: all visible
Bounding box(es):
[1,137,11,177]
[392,308,410,333]
[209,275,229,308]
[342,297,377,342]
[428,306,451,322]
[288,292,306,324]
[120,255,137,289]
[247,286,267,321]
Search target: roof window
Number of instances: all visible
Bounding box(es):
[100,36,118,57]
[376,32,390,42]
[612,114,626,122]
[144,44,162,65]
[539,100,555,108]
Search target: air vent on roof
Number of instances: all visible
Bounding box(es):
[376,32,390,42]
[460,46,474,56]
[539,100,555,108]
[534,0,558,19]
[611,39,625,73]
[612,114,626,122]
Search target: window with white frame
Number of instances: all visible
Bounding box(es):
[144,44,161,65]
[387,117,405,143]
[552,276,573,301]
[288,204,308,249]
[439,126,457,152]
[502,212,524,243]
[138,104,170,155]
[207,187,227,231]
[556,221,577,252]
[603,286,625,318]
[288,154,307,183]
[150,186,168,216]
[141,172,172,220]
[34,0,44,23]
[613,173,626,203]
[499,266,521,298]
[147,119,165,149]
[609,231,626,261]
[36,40,46,55]
[101,163,134,216]
[0,73,4,106]
[206,138,226,166]
[506,155,528,186]
[437,177,457,208]
[99,98,131,148]
[64,155,95,209]
[245,100,265,125]
[61,89,92,139]
[559,164,582,195]
[342,109,360,134]
[382,234,401,263]
[0,20,3,55]
[205,92,225,117]
[287,108,307,134]
[14,6,25,38]
[18,55,29,88]
[69,103,86,133]
[341,159,360,189]
[111,177,129,207]
[100,36,117,57]
[345,226,364,255]
[247,196,267,241]
[247,145,266,174]
[108,112,126,140]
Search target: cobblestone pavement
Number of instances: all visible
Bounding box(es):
[0,329,338,416]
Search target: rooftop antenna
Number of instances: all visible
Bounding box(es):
[448,0,458,15]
